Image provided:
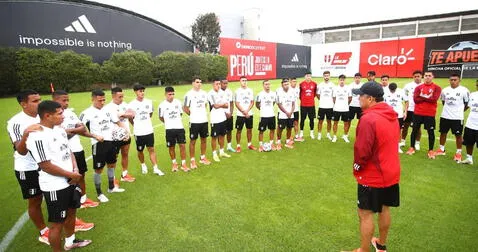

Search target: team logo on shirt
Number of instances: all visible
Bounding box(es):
[29,188,36,195]
[60,211,66,218]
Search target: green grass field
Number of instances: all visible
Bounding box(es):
[1,77,478,251]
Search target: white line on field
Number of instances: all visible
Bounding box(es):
[0,212,29,251]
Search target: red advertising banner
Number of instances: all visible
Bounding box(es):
[220,37,276,81]
[359,38,426,77]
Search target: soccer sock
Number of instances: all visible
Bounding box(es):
[40,227,49,235]
[299,130,303,137]
[467,154,473,160]
[181,160,186,165]
[456,149,462,153]
[375,242,387,250]
[276,139,281,144]
[220,148,225,154]
[153,164,158,170]
[416,141,420,146]
[269,140,273,144]
[80,194,86,204]
[200,154,205,159]
[94,173,102,195]
[122,170,128,177]
[247,142,252,147]
[191,157,195,161]
[172,159,177,164]
[286,139,290,145]
[259,141,263,146]
[141,163,147,169]
[213,150,217,155]
[227,143,232,148]
[440,145,445,151]
[107,168,114,189]
[65,234,75,247]
[236,144,240,148]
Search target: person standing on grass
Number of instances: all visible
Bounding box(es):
[128,84,164,176]
[276,78,296,150]
[349,73,363,122]
[298,71,317,140]
[289,77,302,141]
[159,87,189,172]
[27,100,92,251]
[384,83,407,153]
[208,79,231,162]
[366,70,376,82]
[316,70,335,141]
[256,80,277,152]
[234,76,256,152]
[331,74,352,143]
[401,70,423,150]
[345,81,400,252]
[406,71,442,159]
[461,80,478,165]
[221,79,237,153]
[380,75,391,96]
[434,74,470,162]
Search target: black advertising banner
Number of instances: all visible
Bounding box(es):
[0,1,193,62]
[424,33,478,78]
[276,43,311,78]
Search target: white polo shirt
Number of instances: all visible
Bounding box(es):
[184,89,208,124]
[7,111,40,172]
[441,86,470,120]
[128,98,154,136]
[403,81,420,112]
[61,108,84,152]
[234,87,254,116]
[317,82,335,109]
[384,88,406,118]
[465,92,478,130]
[290,86,300,112]
[333,85,351,112]
[80,105,119,145]
[208,89,227,124]
[256,90,276,118]
[105,101,131,133]
[349,82,363,108]
[159,99,184,130]
[277,88,295,119]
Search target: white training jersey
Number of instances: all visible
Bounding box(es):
[317,82,335,109]
[440,86,470,120]
[349,82,363,107]
[61,108,84,152]
[159,99,184,130]
[384,88,406,118]
[208,89,227,124]
[234,87,254,116]
[184,89,208,124]
[256,90,276,118]
[403,81,420,112]
[7,111,40,172]
[80,105,119,145]
[105,101,131,133]
[128,98,154,136]
[290,86,300,112]
[277,88,295,119]
[333,85,352,112]
[27,126,72,192]
[465,92,478,130]
[382,85,391,97]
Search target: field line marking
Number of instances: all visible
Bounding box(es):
[0,212,29,251]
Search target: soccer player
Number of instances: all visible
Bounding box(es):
[221,79,236,152]
[380,74,391,96]
[289,77,301,141]
[128,84,164,176]
[234,76,256,152]
[255,80,276,152]
[434,74,470,162]
[316,70,335,140]
[402,70,423,149]
[384,83,407,153]
[208,79,231,162]
[104,87,136,182]
[298,71,317,139]
[52,91,100,209]
[27,100,92,251]
[80,89,126,203]
[184,77,211,168]
[159,87,189,172]
[7,90,50,245]
[461,80,478,165]
[406,71,442,159]
[276,78,296,149]
[331,74,352,143]
[366,70,376,82]
[348,73,363,122]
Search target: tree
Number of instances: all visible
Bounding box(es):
[53,50,99,92]
[0,47,19,96]
[191,13,221,54]
[101,50,155,85]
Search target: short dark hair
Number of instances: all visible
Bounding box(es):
[192,76,201,82]
[450,73,460,78]
[354,73,362,77]
[290,77,296,81]
[412,70,423,76]
[338,74,346,79]
[16,90,39,104]
[92,89,105,97]
[381,75,390,80]
[38,100,61,119]
[262,79,269,84]
[133,84,145,91]
[281,78,289,84]
[213,78,221,82]
[375,96,384,102]
[305,71,311,75]
[165,86,175,93]
[52,90,68,98]
[111,87,123,94]
[323,71,330,75]
[367,70,376,76]
[389,82,398,91]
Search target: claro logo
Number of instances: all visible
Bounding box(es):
[368,48,415,66]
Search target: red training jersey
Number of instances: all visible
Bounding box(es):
[299,80,317,107]
[413,82,442,117]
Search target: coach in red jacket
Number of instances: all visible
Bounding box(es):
[347,81,401,252]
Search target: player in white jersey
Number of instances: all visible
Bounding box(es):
[184,77,211,169]
[159,87,189,172]
[105,87,136,183]
[289,77,302,141]
[401,70,423,149]
[7,90,50,245]
[208,79,232,162]
[221,79,236,152]
[380,75,392,97]
[366,70,376,82]
[255,80,277,152]
[27,101,92,251]
[331,75,352,143]
[384,83,407,153]
[234,76,256,152]
[128,84,164,176]
[316,71,335,140]
[80,90,126,203]
[349,73,363,121]
[276,78,296,149]
[461,80,478,165]
[434,74,470,162]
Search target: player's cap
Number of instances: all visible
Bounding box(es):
[352,81,384,98]
[133,84,145,91]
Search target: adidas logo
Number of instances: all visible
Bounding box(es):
[291,53,299,62]
[64,15,96,33]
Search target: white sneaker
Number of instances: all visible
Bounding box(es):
[399,140,406,147]
[153,168,165,176]
[342,135,350,143]
[327,133,333,141]
[213,153,220,162]
[310,132,315,139]
[332,136,337,142]
[97,194,109,203]
[461,159,473,165]
[141,166,148,174]
[220,152,231,158]
[414,143,421,151]
[107,187,125,193]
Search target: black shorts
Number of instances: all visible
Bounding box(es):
[318,108,333,120]
[225,117,234,133]
[15,170,41,199]
[92,141,118,169]
[439,118,463,136]
[259,117,276,131]
[236,116,253,130]
[404,111,414,124]
[413,115,436,130]
[463,127,478,147]
[300,106,316,119]
[293,111,299,122]
[398,118,404,129]
[189,123,209,140]
[135,133,155,151]
[211,121,227,137]
[43,185,81,223]
[114,138,131,149]
[349,106,362,120]
[332,111,350,122]
[357,183,400,213]
[73,151,88,174]
[166,129,186,147]
[278,118,294,129]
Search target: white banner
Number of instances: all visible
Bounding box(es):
[311,41,360,77]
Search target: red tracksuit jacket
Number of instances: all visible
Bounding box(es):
[413,82,442,117]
